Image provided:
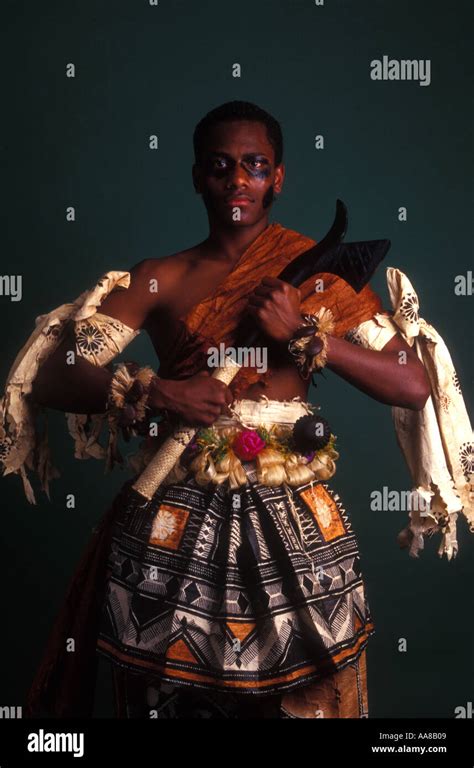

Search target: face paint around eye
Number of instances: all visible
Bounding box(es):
[245,162,271,180]
[241,157,271,180]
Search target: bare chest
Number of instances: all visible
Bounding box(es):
[144,256,310,401]
[144,257,238,358]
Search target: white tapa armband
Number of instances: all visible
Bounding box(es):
[344,267,473,561]
[0,271,140,503]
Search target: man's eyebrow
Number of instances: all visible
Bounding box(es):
[209,151,270,161]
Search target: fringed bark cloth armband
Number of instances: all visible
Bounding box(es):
[345,266,473,559]
[0,271,141,503]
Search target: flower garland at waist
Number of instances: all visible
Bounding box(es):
[160,419,339,490]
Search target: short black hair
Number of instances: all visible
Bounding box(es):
[193,100,283,166]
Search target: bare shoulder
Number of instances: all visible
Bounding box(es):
[139,248,201,311]
[142,247,197,294]
[98,249,196,331]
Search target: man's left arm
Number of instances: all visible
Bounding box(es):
[247,276,431,412]
[324,333,430,411]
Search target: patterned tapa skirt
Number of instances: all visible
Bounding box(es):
[96,398,374,718]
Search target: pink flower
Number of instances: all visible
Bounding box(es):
[232,429,266,461]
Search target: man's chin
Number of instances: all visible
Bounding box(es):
[209,205,268,227]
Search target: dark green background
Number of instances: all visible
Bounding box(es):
[2,0,472,718]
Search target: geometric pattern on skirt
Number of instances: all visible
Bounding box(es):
[97,464,375,697]
[111,648,369,718]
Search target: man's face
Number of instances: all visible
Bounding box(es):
[192,120,285,227]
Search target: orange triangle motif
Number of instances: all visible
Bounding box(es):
[165,638,199,664]
[227,621,256,643]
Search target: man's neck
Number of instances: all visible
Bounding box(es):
[201,217,272,264]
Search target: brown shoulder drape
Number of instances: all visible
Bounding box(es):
[159,221,382,397]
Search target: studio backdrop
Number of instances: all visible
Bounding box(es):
[1,0,472,718]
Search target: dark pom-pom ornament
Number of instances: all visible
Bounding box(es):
[292,414,331,453]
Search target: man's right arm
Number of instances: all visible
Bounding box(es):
[30,260,167,414]
[30,258,234,424]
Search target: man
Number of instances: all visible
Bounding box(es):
[9,100,431,718]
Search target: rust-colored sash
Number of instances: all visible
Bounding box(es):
[159,221,382,397]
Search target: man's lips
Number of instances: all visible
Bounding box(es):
[224,196,253,206]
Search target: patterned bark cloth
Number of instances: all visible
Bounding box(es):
[111,649,369,718]
[97,460,374,697]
